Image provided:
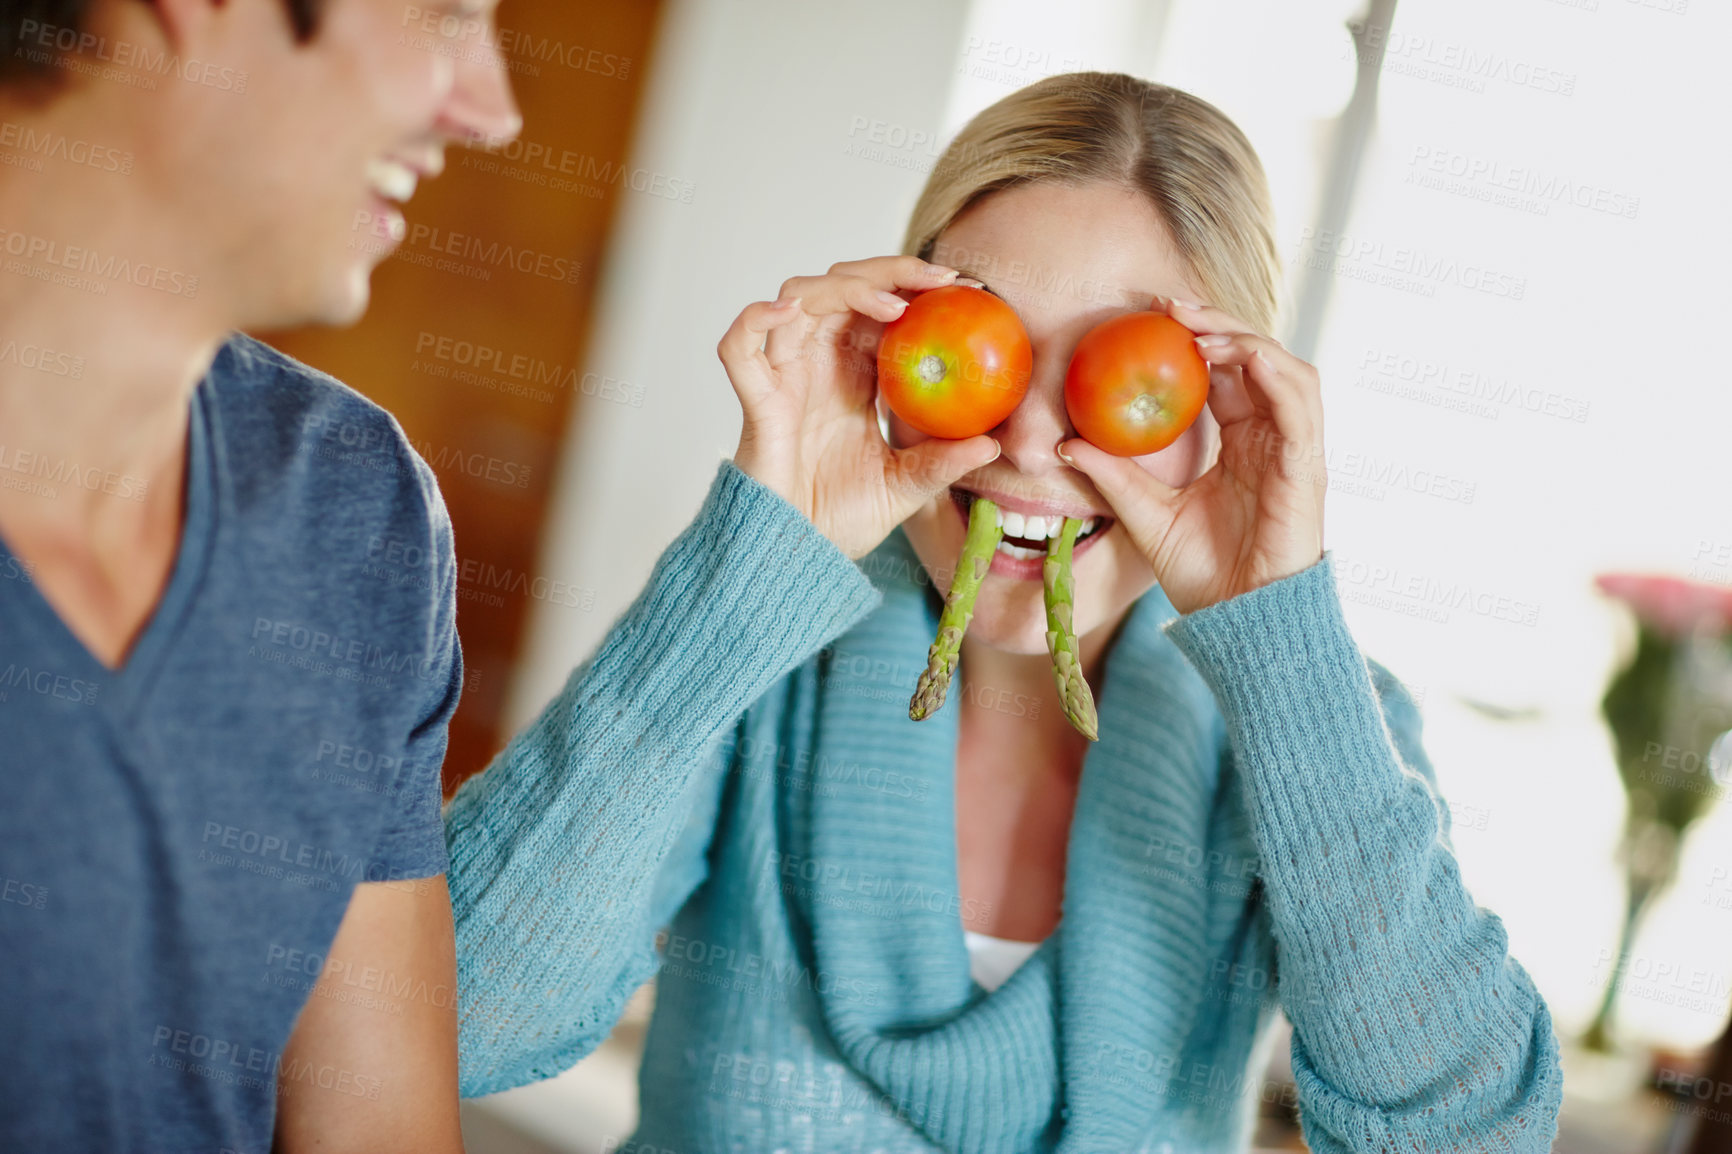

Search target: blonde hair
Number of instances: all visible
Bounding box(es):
[903,73,1281,335]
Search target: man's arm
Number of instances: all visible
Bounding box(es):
[273,875,464,1154]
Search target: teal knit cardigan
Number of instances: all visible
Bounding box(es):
[444,460,1563,1152]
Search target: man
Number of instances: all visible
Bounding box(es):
[0,0,519,1149]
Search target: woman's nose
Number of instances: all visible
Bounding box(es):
[990,354,1074,478]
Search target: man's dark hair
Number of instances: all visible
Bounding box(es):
[2,0,325,89]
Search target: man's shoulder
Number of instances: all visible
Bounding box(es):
[205,333,446,547]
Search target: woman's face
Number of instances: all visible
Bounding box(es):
[892,179,1219,655]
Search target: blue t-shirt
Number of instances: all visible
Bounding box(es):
[0,335,462,1153]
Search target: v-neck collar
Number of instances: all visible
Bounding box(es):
[0,378,219,718]
[783,526,1231,1151]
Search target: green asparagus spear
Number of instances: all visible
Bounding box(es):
[909,497,1001,721]
[1044,517,1099,741]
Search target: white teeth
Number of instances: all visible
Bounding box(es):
[994,509,1062,540]
[996,541,1044,560]
[990,507,1092,541]
[366,158,418,204]
[973,496,1105,549]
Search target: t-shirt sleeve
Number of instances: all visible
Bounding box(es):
[371,474,463,881]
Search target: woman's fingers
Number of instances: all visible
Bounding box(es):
[1159,297,1256,338]
[1155,297,1321,432]
[771,273,908,323]
[1193,339,1327,502]
[1192,328,1317,400]
[1244,349,1328,496]
[1054,436,1181,555]
[1202,362,1256,428]
[1194,332,1308,403]
[777,257,957,319]
[763,275,893,366]
[826,254,960,294]
[885,434,1003,511]
[1193,332,1321,448]
[760,256,958,367]
[717,297,804,408]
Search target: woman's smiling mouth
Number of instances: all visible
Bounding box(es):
[948,488,1113,578]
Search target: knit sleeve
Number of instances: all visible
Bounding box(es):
[442,459,883,1098]
[1160,550,1564,1153]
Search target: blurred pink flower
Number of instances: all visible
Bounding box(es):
[1595,573,1732,639]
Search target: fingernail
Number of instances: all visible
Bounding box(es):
[1055,439,1076,465]
[1170,299,1202,311]
[1195,333,1232,347]
[875,290,908,311]
[955,277,987,290]
[771,296,801,310]
[987,437,1002,462]
[923,262,960,279]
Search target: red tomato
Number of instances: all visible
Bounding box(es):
[1064,312,1210,457]
[876,285,1032,439]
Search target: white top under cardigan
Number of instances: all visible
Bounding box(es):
[963,930,1043,992]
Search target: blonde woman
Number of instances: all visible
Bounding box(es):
[445,73,1562,1152]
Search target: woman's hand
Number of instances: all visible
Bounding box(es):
[720,255,1003,560]
[1056,299,1327,616]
